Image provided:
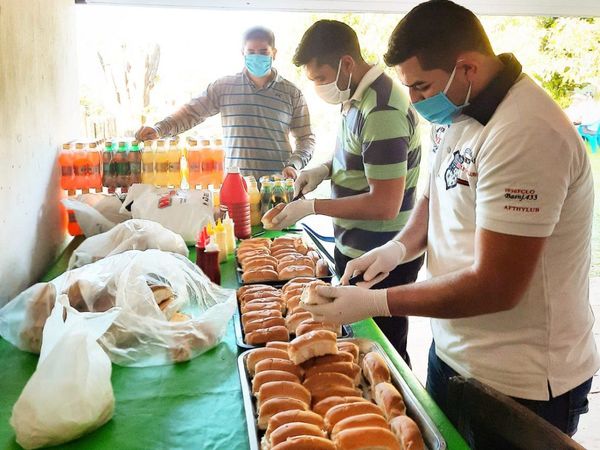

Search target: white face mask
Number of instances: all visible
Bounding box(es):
[314,60,352,104]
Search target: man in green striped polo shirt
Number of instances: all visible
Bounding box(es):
[136,26,315,181]
[268,20,423,363]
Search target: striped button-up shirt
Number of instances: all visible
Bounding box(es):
[154,69,315,180]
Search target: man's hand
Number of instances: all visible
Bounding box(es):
[135,126,159,141]
[303,285,390,325]
[294,164,329,197]
[340,241,407,288]
[266,199,315,230]
[282,166,298,180]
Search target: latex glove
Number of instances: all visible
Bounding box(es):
[340,241,407,288]
[293,164,329,198]
[282,166,298,180]
[135,126,159,141]
[303,285,390,325]
[266,199,315,230]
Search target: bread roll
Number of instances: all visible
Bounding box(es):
[373,382,406,419]
[285,311,312,333]
[273,250,304,261]
[244,316,286,334]
[238,284,277,297]
[269,422,326,447]
[266,342,290,352]
[303,351,354,368]
[241,310,282,327]
[304,362,361,384]
[240,289,282,304]
[313,396,369,417]
[331,413,390,440]
[311,385,363,405]
[252,370,300,394]
[257,381,310,408]
[389,415,426,450]
[316,259,330,277]
[241,301,283,315]
[169,312,191,323]
[257,397,308,430]
[272,236,297,246]
[243,257,278,271]
[325,402,385,432]
[337,342,360,362]
[303,372,355,393]
[246,347,289,374]
[278,265,315,280]
[270,436,336,450]
[295,320,341,337]
[242,296,285,311]
[238,248,270,261]
[255,358,303,379]
[285,296,302,313]
[299,280,329,306]
[262,203,286,229]
[288,330,338,365]
[333,426,401,450]
[246,325,289,345]
[238,237,272,248]
[293,240,309,255]
[362,352,391,386]
[242,269,279,283]
[266,410,324,439]
[277,259,315,274]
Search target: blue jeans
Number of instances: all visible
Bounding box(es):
[426,342,591,447]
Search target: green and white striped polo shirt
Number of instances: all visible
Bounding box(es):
[332,66,421,258]
[154,69,315,181]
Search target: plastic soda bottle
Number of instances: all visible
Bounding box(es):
[129,140,142,186]
[73,142,88,192]
[220,167,251,239]
[102,141,116,193]
[167,138,182,187]
[212,137,225,187]
[187,138,202,189]
[114,141,130,192]
[141,140,155,185]
[285,178,295,203]
[154,139,169,187]
[199,138,212,188]
[260,180,273,216]
[59,143,76,192]
[245,176,261,226]
[88,142,103,192]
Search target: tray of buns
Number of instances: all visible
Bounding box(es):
[238,333,446,450]
[235,278,352,349]
[236,236,334,285]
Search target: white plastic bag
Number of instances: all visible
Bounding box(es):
[62,193,131,237]
[121,184,214,244]
[10,296,120,449]
[68,219,189,270]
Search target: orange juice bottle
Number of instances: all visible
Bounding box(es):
[187,138,202,189]
[154,139,169,187]
[245,176,261,226]
[167,138,182,187]
[59,143,76,192]
[141,140,155,185]
[199,138,212,188]
[212,137,225,187]
[73,142,88,193]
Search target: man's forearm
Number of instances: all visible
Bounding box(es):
[394,195,429,262]
[287,134,315,170]
[314,193,400,221]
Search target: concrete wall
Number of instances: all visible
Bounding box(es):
[0,0,78,306]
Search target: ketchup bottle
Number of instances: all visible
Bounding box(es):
[200,237,221,285]
[220,167,251,239]
[195,228,207,269]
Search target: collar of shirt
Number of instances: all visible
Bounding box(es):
[342,65,385,115]
[461,53,523,125]
[242,68,281,91]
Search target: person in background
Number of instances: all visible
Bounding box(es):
[267,20,423,364]
[136,26,315,181]
[302,1,599,447]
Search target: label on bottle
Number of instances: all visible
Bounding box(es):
[168,162,181,172]
[142,163,154,173]
[155,162,169,173]
[130,162,142,175]
[61,166,73,177]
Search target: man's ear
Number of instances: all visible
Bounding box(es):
[341,55,355,75]
[272,48,278,61]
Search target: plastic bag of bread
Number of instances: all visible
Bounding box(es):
[62,192,132,237]
[10,296,120,449]
[68,219,189,270]
[0,250,235,367]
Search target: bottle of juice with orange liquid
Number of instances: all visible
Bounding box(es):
[154,139,169,187]
[212,137,225,187]
[141,140,155,185]
[167,138,182,187]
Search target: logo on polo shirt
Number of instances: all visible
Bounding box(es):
[432,125,448,154]
[444,148,474,190]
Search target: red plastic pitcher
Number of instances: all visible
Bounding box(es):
[220,167,251,239]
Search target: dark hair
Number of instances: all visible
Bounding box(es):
[293,20,362,67]
[243,26,275,48]
[384,0,494,71]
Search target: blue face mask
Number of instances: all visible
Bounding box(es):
[413,65,471,125]
[244,54,272,78]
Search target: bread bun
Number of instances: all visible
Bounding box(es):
[300,280,329,306]
[242,256,278,271]
[240,289,282,305]
[311,386,363,405]
[266,410,324,439]
[294,240,309,255]
[242,296,285,309]
[269,422,326,447]
[288,330,338,365]
[362,352,391,386]
[270,436,336,450]
[303,372,355,393]
[272,250,304,261]
[238,284,277,297]
[389,415,426,450]
[246,347,289,374]
[277,258,315,274]
[285,296,302,313]
[241,310,282,327]
[244,316,286,334]
[262,203,286,229]
[252,370,300,394]
[333,426,401,450]
[169,312,191,323]
[313,396,369,417]
[241,301,283,315]
[242,269,279,283]
[257,397,308,430]
[255,358,303,379]
[304,362,361,384]
[302,351,354,368]
[239,237,272,247]
[337,342,360,362]
[373,382,406,419]
[272,236,297,246]
[325,402,385,432]
[295,320,341,337]
[285,311,312,334]
[316,259,330,277]
[257,381,311,408]
[278,265,315,280]
[246,325,289,345]
[265,341,290,352]
[331,413,390,440]
[238,248,270,261]
[282,278,316,292]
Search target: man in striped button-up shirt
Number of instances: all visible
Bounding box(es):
[136,26,315,181]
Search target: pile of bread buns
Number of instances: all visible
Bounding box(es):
[244,333,426,450]
[238,237,330,283]
[238,278,341,346]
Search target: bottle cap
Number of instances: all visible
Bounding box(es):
[215,219,225,232]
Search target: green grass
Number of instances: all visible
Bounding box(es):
[590,152,600,278]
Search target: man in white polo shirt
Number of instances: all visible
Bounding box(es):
[303,1,599,445]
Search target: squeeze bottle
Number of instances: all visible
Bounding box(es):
[220,167,251,239]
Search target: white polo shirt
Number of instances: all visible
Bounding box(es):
[427,55,599,400]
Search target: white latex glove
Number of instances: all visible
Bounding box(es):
[303,285,391,325]
[340,240,407,288]
[293,164,329,198]
[266,199,315,230]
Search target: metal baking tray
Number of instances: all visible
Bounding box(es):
[237,337,447,450]
[233,302,353,350]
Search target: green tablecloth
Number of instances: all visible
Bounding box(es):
[0,234,469,450]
